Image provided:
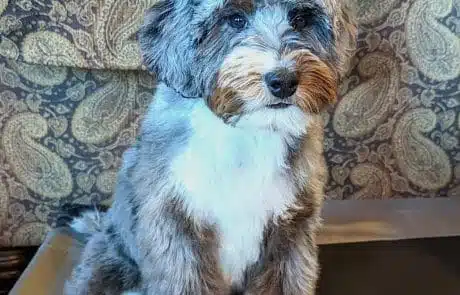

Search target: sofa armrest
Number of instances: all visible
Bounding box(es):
[319,198,460,245]
[9,228,85,295]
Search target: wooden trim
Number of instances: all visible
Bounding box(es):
[9,228,84,295]
[318,198,460,245]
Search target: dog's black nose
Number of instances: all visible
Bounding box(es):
[264,69,298,98]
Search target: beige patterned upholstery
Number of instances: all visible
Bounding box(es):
[0,0,458,246]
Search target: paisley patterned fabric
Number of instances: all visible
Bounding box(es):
[0,0,155,70]
[0,0,459,246]
[327,0,459,200]
[0,61,155,246]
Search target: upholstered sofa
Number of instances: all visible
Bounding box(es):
[0,0,459,293]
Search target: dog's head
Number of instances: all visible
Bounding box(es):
[140,0,356,132]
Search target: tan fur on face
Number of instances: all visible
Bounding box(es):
[289,50,338,113]
[208,47,277,116]
[210,48,338,118]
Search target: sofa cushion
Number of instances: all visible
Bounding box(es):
[0,0,458,247]
[0,57,155,246]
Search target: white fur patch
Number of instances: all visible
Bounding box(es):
[238,103,310,137]
[171,101,309,284]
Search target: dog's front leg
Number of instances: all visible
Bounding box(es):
[280,232,320,295]
[246,227,319,295]
[139,236,230,295]
[135,202,230,295]
[141,257,229,295]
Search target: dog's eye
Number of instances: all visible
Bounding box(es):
[291,14,309,30]
[290,7,317,31]
[228,14,247,30]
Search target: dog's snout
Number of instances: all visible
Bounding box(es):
[264,69,298,98]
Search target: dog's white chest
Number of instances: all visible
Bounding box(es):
[171,103,298,283]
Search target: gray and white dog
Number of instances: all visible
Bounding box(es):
[64,0,356,294]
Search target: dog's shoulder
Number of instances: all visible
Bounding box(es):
[138,83,195,151]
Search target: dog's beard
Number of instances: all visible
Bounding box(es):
[229,104,310,137]
[208,47,336,136]
[210,87,313,137]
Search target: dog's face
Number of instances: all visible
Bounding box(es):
[140,0,356,132]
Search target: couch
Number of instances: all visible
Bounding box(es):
[0,0,459,291]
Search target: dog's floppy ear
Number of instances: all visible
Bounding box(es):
[139,0,174,70]
[139,0,200,96]
[334,0,358,77]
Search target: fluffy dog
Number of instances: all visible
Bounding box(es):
[64,0,356,294]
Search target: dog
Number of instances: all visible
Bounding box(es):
[64,0,356,294]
